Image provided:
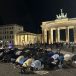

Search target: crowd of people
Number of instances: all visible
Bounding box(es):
[14,48,64,73]
[0,42,75,74]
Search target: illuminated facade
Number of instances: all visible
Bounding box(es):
[15,32,41,46]
[0,24,41,47]
[41,9,76,44]
[0,24,23,46]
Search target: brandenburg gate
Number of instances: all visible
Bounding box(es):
[41,9,76,44]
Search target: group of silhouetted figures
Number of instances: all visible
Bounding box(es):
[0,43,75,74]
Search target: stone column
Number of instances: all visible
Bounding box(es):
[44,29,47,43]
[25,35,27,45]
[23,35,25,46]
[19,35,21,45]
[66,27,69,43]
[48,30,51,44]
[49,28,53,44]
[42,29,44,44]
[56,28,60,43]
[18,35,19,45]
[16,35,18,45]
[74,27,76,43]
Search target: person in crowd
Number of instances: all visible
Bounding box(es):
[47,52,59,69]
[72,46,74,53]
[31,60,44,71]
[15,55,25,66]
[21,55,34,73]
[58,53,64,69]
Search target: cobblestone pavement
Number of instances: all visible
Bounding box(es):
[0,62,76,76]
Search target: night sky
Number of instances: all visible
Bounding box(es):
[0,0,76,33]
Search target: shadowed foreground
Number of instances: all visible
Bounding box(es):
[0,63,76,76]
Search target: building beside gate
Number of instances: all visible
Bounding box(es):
[41,9,76,44]
[0,24,23,46]
[14,31,40,46]
[0,24,41,48]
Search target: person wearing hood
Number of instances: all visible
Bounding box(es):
[47,52,59,69]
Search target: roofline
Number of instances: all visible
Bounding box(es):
[0,24,23,27]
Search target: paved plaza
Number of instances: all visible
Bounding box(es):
[0,46,75,76]
[0,62,76,76]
